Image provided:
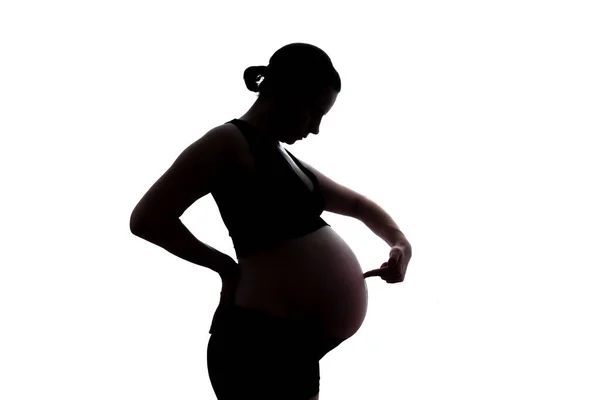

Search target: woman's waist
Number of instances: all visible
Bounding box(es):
[236,226,364,299]
[232,217,329,259]
[237,226,360,272]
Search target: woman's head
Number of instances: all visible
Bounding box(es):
[244,42,341,100]
[241,43,340,143]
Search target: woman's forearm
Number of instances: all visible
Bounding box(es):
[131,218,235,275]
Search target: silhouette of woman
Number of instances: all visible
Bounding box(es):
[130,42,411,399]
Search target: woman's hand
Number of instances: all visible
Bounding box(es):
[218,257,241,304]
[363,240,412,283]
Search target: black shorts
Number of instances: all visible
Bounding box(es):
[207,303,345,399]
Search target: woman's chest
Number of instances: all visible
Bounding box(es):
[235,140,315,193]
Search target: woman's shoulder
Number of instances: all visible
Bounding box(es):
[207,120,254,173]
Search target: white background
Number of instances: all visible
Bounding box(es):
[1,1,599,399]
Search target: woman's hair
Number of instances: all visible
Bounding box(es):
[243,43,341,101]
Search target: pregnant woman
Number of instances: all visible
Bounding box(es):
[130,43,412,400]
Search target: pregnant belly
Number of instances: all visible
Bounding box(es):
[235,226,368,340]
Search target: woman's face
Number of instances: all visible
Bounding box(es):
[272,87,338,142]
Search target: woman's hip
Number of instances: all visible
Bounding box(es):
[209,302,344,359]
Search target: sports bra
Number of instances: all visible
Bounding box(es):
[210,118,330,259]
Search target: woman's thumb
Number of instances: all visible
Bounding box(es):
[363,262,388,279]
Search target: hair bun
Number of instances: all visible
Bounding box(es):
[243,65,267,92]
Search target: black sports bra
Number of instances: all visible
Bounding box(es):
[210,118,330,258]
